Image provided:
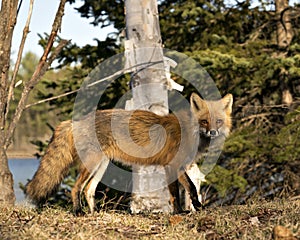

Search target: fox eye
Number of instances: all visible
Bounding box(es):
[216,119,223,125]
[200,120,208,125]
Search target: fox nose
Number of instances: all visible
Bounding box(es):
[209,130,217,136]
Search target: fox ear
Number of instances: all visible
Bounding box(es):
[190,93,206,113]
[221,94,233,114]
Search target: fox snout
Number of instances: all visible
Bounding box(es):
[200,128,219,138]
[208,129,218,137]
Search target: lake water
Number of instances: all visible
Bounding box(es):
[8,158,39,203]
[8,158,132,204]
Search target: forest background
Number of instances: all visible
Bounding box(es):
[8,0,300,206]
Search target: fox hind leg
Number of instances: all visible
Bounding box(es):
[84,157,110,214]
[167,180,183,213]
[165,166,183,214]
[71,167,91,216]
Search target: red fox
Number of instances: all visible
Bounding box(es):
[26,93,233,214]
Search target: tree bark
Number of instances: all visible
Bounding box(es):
[0,0,19,206]
[0,146,15,206]
[125,0,172,213]
[275,0,293,48]
[275,0,294,105]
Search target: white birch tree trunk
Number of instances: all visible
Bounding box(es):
[124,0,172,213]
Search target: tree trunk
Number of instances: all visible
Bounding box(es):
[276,0,293,48]
[125,0,172,213]
[0,146,15,206]
[275,0,294,105]
[0,0,19,206]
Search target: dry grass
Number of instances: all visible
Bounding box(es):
[0,199,299,240]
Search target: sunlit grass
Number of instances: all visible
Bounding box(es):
[0,199,299,239]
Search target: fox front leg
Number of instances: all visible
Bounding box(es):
[178,171,202,211]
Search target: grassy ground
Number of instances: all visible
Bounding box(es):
[0,199,299,240]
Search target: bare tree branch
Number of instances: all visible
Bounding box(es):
[0,0,18,131]
[4,0,68,149]
[25,89,79,109]
[243,6,300,45]
[25,61,162,109]
[6,0,34,121]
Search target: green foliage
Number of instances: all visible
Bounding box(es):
[8,52,60,152]
[73,0,124,30]
[216,106,300,203]
[273,107,300,163]
[205,165,248,197]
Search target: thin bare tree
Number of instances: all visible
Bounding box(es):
[0,0,68,205]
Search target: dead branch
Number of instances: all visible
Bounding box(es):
[244,21,270,44]
[243,6,300,45]
[25,89,79,109]
[6,0,34,121]
[241,112,284,122]
[4,0,68,149]
[236,101,300,110]
[25,60,162,109]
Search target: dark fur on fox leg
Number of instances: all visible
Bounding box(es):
[165,166,202,213]
[167,179,183,214]
[178,172,202,211]
[168,177,202,214]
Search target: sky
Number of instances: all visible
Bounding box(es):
[11,0,300,61]
[11,0,114,61]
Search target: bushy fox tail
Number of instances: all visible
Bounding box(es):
[26,120,77,204]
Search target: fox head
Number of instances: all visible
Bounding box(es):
[190,93,233,139]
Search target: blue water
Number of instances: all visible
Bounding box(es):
[8,158,40,203]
